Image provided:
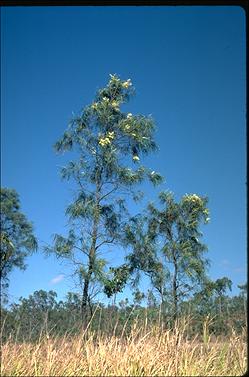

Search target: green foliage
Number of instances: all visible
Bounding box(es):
[0,188,37,300]
[123,191,210,319]
[1,284,247,343]
[54,74,162,182]
[238,283,247,298]
[214,277,232,296]
[103,264,131,298]
[48,75,163,312]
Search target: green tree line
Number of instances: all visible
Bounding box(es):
[1,283,247,343]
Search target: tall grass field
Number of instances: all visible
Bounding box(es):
[1,317,247,376]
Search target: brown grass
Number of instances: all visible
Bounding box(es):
[1,321,247,377]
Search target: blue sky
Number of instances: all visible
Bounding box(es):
[1,6,246,305]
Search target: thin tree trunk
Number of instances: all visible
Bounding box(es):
[81,171,101,324]
[243,295,247,327]
[219,296,222,316]
[81,224,98,322]
[172,252,178,322]
[81,266,91,318]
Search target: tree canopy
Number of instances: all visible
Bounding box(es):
[0,188,37,300]
[122,191,211,320]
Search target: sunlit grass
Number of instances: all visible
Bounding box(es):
[1,320,247,376]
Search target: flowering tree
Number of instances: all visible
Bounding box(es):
[47,74,163,319]
[124,191,210,320]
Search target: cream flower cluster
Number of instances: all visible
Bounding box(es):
[98,131,115,147]
[203,208,210,222]
[102,95,119,109]
[122,79,132,89]
[123,124,137,138]
[102,96,119,109]
[91,102,98,110]
[109,74,119,81]
[91,98,120,111]
[111,101,119,109]
[184,194,202,204]
[109,74,132,89]
[132,155,140,161]
[123,114,137,136]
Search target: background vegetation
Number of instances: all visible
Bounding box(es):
[1,283,247,344]
[1,286,247,376]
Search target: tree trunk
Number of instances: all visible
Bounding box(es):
[172,252,178,322]
[81,172,101,324]
[243,295,247,327]
[219,296,222,317]
[81,268,91,317]
[81,232,97,323]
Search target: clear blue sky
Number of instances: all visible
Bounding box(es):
[1,6,246,305]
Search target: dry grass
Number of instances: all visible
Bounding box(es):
[1,320,247,377]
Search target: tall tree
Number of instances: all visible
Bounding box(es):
[124,191,210,320]
[47,74,163,320]
[0,188,37,301]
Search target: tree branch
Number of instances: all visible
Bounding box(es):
[96,237,115,250]
[99,186,118,202]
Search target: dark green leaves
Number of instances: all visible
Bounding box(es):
[0,188,37,286]
[66,192,95,219]
[54,131,73,153]
[215,277,232,295]
[50,233,75,258]
[148,171,164,186]
[122,191,211,317]
[103,264,131,298]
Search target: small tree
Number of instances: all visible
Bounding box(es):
[125,191,210,321]
[190,276,232,334]
[121,213,165,303]
[0,188,37,302]
[238,282,247,296]
[47,74,163,321]
[8,290,58,341]
[213,277,232,315]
